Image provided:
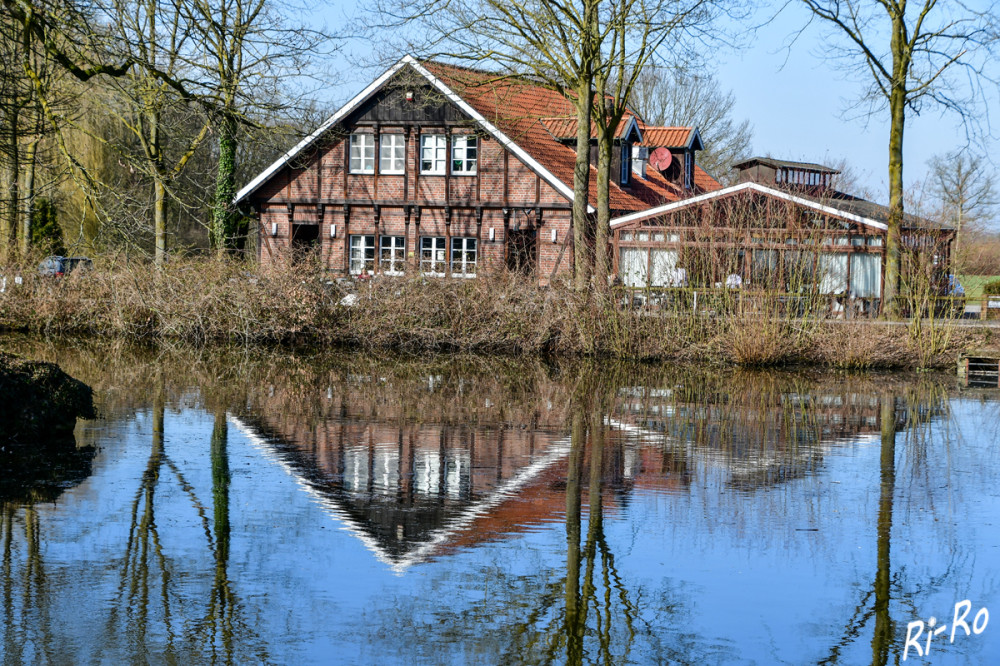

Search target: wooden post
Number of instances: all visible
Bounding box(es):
[475,206,483,272]
[343,204,351,274]
[405,205,413,272]
[445,206,452,277]
[373,204,381,275]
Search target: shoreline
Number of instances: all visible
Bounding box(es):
[0,257,996,370]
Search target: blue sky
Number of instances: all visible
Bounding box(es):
[316,1,998,205]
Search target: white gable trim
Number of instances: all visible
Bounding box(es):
[406,57,592,212]
[234,59,409,204]
[609,181,888,231]
[232,414,573,575]
[236,55,593,213]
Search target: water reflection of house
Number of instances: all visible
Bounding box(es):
[609,385,893,491]
[234,413,577,573]
[231,375,949,570]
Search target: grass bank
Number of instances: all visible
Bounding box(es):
[0,256,995,369]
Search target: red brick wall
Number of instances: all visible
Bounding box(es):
[253,126,576,284]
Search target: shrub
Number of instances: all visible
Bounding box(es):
[984,279,1000,296]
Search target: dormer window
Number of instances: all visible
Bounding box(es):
[621,141,632,186]
[684,151,693,190]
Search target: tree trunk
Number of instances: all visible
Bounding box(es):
[595,128,613,284]
[883,19,908,319]
[211,112,238,257]
[871,392,896,665]
[572,80,593,291]
[154,176,167,265]
[150,109,167,265]
[564,401,586,662]
[19,137,38,256]
[1,105,19,262]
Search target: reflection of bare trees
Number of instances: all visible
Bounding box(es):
[194,410,237,663]
[1,503,56,662]
[820,383,962,665]
[504,377,641,665]
[102,376,262,663]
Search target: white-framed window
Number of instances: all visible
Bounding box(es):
[380,134,405,174]
[420,134,447,174]
[349,235,375,275]
[420,236,447,274]
[451,135,477,174]
[380,236,406,275]
[451,237,477,277]
[349,134,375,174]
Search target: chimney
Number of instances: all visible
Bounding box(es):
[632,146,649,180]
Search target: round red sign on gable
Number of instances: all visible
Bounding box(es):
[649,147,673,171]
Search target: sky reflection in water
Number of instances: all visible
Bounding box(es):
[1,339,998,664]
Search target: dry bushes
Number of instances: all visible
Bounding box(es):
[0,255,340,344]
[0,256,995,368]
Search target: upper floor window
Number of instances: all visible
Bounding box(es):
[452,135,477,175]
[684,151,693,190]
[420,135,447,174]
[349,134,375,174]
[380,134,405,174]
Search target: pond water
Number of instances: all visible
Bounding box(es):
[1,337,998,665]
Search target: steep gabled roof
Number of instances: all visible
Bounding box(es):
[236,56,721,211]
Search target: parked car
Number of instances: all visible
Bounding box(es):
[38,256,93,277]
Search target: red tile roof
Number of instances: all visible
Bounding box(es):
[638,126,694,148]
[422,61,720,211]
[539,116,636,140]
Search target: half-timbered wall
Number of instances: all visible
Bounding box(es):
[248,77,575,285]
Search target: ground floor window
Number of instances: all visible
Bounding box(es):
[380,236,406,275]
[850,253,881,298]
[818,253,848,294]
[349,235,375,275]
[421,236,447,275]
[451,237,477,277]
[619,248,647,287]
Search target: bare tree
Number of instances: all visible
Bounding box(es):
[591,0,729,280]
[629,66,752,184]
[927,150,997,267]
[792,0,1000,316]
[372,0,607,290]
[184,0,332,256]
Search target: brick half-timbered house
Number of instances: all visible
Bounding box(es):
[235,55,720,284]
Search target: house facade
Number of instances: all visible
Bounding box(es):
[235,56,720,284]
[609,157,955,312]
